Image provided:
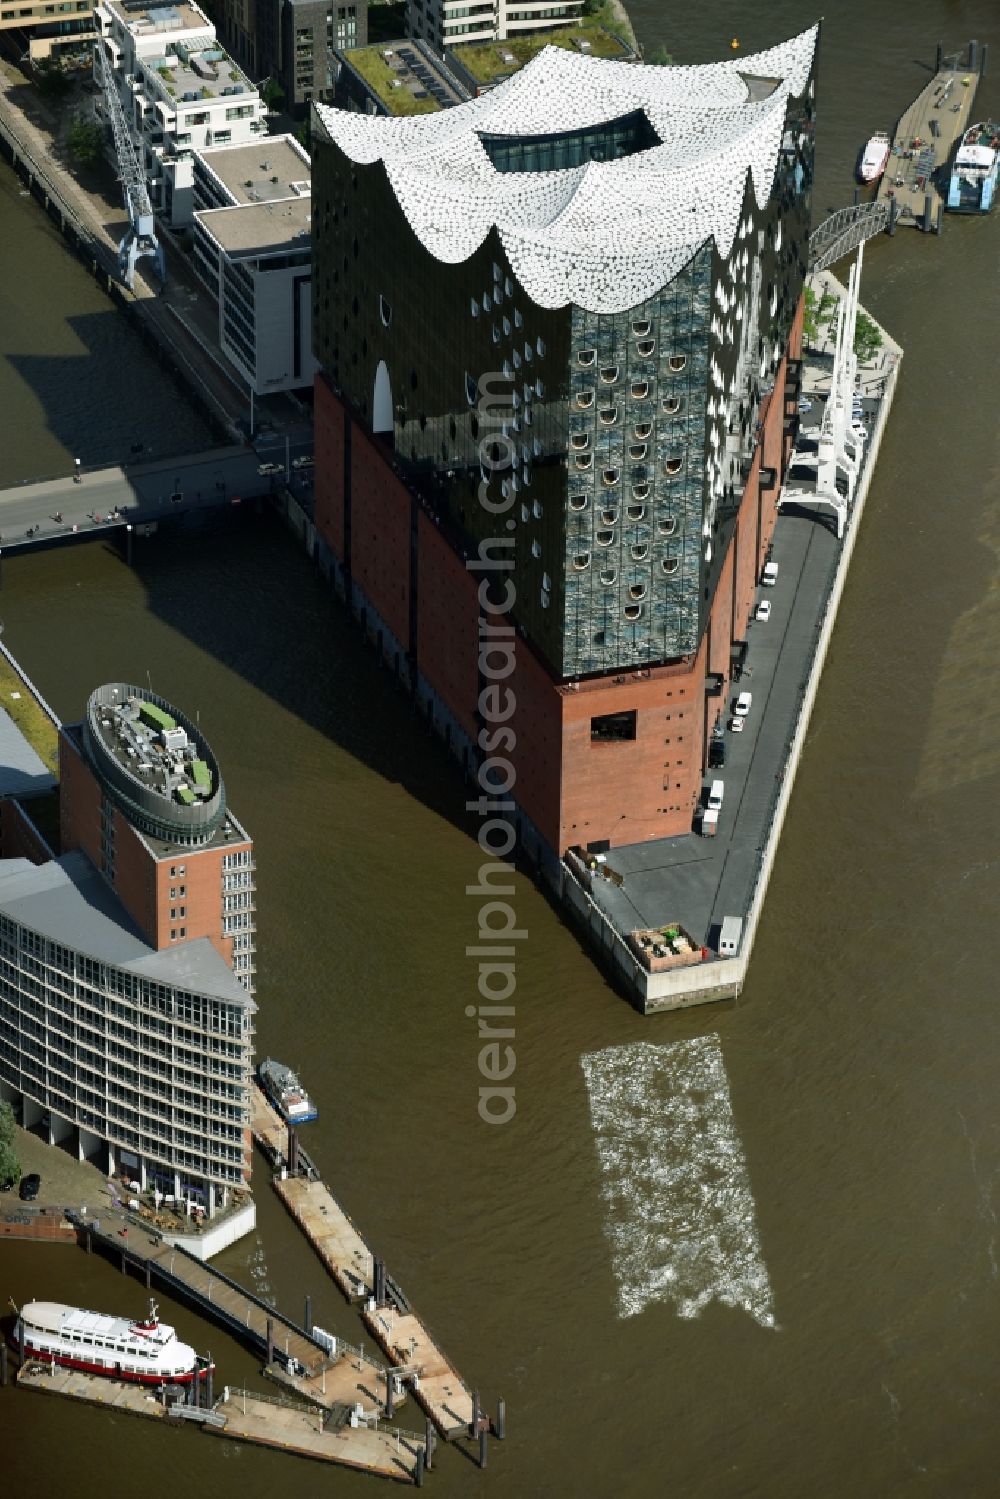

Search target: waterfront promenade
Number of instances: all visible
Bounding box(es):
[562,270,902,1011]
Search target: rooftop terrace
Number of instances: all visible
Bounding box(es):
[341,40,465,115]
[449,12,636,88]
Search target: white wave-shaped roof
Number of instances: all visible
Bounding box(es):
[315,27,818,313]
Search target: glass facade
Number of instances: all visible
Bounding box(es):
[0,914,252,1193]
[479,111,661,174]
[312,60,816,679]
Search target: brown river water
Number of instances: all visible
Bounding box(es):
[2,2,1000,1494]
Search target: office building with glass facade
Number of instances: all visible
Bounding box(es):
[309,31,819,865]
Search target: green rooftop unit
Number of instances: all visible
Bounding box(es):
[140,702,177,732]
[191,758,211,790]
[175,784,196,806]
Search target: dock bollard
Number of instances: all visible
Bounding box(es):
[968,39,978,72]
[266,1317,274,1368]
[471,1388,480,1438]
[85,1227,92,1254]
[495,1396,506,1440]
[414,1448,425,1488]
[385,1372,394,1420]
[479,1428,488,1469]
[304,1294,313,1336]
[923,193,935,232]
[424,1419,434,1469]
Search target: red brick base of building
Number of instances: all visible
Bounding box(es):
[313,302,802,860]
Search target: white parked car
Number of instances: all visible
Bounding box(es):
[733,691,752,717]
[797,397,812,413]
[755,599,772,622]
[761,561,779,587]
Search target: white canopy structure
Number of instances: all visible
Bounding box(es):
[314,26,819,313]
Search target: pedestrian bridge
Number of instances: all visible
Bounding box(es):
[808,202,891,273]
[0,440,312,555]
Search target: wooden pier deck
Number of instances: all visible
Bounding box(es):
[270,1173,474,1438]
[250,1081,289,1165]
[362,1304,475,1440]
[16,1360,169,1419]
[210,1388,426,1483]
[14,1366,425,1482]
[266,1341,403,1416]
[273,1174,374,1301]
[876,48,981,228]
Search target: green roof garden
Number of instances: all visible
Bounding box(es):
[140,702,176,732]
[451,11,636,87]
[176,784,196,806]
[191,758,211,789]
[345,46,441,115]
[0,655,58,774]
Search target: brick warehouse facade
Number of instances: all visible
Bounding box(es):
[310,32,818,867]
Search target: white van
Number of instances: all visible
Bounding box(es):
[707,780,724,812]
[762,561,779,586]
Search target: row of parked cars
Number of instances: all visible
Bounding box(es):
[0,1171,40,1200]
[701,557,780,822]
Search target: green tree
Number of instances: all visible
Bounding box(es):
[647,44,673,66]
[262,77,285,110]
[35,60,71,100]
[854,308,884,364]
[66,114,104,169]
[0,1099,20,1187]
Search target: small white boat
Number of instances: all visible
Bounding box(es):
[257,1057,317,1124]
[858,131,891,183]
[13,1298,210,1385]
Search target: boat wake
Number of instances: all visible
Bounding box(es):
[580,1036,776,1328]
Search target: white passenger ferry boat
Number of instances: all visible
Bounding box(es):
[858,131,891,183]
[13,1298,210,1385]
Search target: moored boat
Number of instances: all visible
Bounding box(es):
[946,121,999,212]
[13,1298,210,1385]
[257,1057,317,1124]
[858,131,892,183]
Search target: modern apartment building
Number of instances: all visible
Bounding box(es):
[200,0,367,114]
[0,685,256,1217]
[94,0,268,226]
[191,134,317,392]
[407,0,583,52]
[0,0,94,63]
[309,31,818,870]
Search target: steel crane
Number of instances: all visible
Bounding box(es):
[94,35,165,290]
